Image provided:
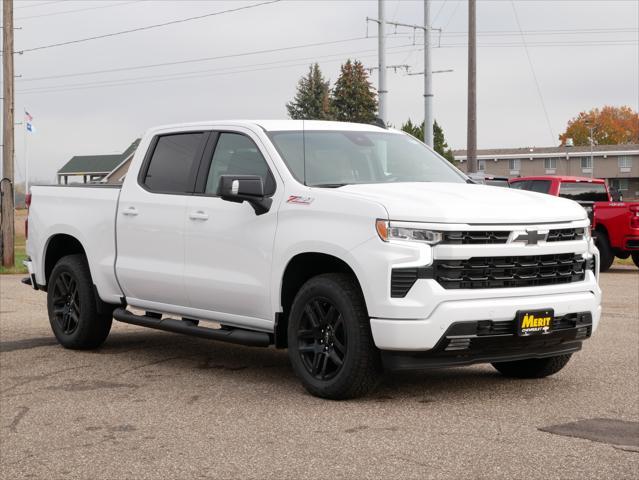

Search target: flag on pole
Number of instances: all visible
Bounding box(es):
[25,110,35,133]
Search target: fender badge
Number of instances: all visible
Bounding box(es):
[287,195,314,205]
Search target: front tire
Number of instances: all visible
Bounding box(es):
[595,232,614,272]
[287,273,381,400]
[492,354,572,379]
[47,254,113,349]
[632,252,639,269]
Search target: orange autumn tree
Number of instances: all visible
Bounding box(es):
[559,106,639,146]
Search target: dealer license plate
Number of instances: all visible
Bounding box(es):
[516,309,554,336]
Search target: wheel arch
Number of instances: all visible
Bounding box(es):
[43,234,87,288]
[275,252,365,348]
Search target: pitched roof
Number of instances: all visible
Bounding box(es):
[57,138,141,175]
[453,143,639,158]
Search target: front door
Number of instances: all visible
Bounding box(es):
[116,131,208,309]
[183,130,279,330]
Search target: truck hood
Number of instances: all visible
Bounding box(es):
[336,182,587,224]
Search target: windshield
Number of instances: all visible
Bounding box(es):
[559,182,609,202]
[267,130,466,186]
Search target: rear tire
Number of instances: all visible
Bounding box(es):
[47,254,113,349]
[287,273,381,400]
[492,354,572,379]
[632,252,639,269]
[595,232,614,272]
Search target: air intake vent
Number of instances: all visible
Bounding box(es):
[445,337,472,351]
[390,268,418,298]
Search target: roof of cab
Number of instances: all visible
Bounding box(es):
[509,175,606,183]
[148,120,394,134]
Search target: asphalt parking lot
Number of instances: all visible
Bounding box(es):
[1,268,638,479]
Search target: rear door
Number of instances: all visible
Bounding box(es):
[182,128,280,329]
[116,131,209,309]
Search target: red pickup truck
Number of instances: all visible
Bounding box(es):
[509,176,639,271]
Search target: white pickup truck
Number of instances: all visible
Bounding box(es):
[25,120,601,399]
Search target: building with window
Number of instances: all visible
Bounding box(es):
[57,139,140,184]
[454,143,639,200]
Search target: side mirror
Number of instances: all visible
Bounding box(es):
[218,175,272,215]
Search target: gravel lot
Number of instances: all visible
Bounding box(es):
[1,268,638,479]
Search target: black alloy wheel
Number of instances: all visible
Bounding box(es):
[51,272,81,335]
[297,298,347,381]
[287,273,381,399]
[47,254,113,349]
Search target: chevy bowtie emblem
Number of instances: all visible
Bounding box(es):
[514,229,547,245]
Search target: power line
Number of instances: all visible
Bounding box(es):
[17,35,379,83]
[14,0,66,9]
[432,1,447,25]
[441,0,462,30]
[16,43,421,95]
[16,1,141,20]
[438,39,638,47]
[16,0,282,54]
[510,0,555,144]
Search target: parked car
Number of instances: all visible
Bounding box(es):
[509,176,639,271]
[24,121,601,399]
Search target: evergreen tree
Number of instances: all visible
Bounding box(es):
[401,119,424,141]
[286,63,332,120]
[433,120,455,163]
[330,59,378,124]
[401,119,456,164]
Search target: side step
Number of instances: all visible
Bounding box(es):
[113,308,271,347]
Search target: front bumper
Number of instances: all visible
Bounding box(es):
[370,286,601,351]
[382,319,590,370]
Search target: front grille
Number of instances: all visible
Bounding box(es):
[443,231,510,245]
[433,253,586,289]
[440,227,585,245]
[547,228,585,242]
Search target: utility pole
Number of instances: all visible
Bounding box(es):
[423,0,433,147]
[466,0,477,173]
[385,12,442,146]
[2,0,16,268]
[378,0,387,124]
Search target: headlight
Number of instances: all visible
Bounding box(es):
[583,226,591,242]
[376,220,442,245]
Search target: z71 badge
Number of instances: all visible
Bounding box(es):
[516,309,554,336]
[287,195,314,205]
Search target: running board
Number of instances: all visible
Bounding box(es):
[112,308,271,347]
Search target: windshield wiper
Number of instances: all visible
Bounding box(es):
[311,183,349,188]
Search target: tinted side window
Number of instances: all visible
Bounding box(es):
[528,180,551,193]
[143,133,204,193]
[205,133,275,195]
[510,180,528,190]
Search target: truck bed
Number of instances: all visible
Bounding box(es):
[27,184,124,304]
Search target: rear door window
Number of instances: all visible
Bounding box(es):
[559,182,609,202]
[142,133,206,194]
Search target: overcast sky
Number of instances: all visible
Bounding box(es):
[1,0,638,183]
